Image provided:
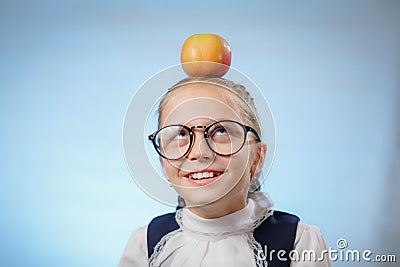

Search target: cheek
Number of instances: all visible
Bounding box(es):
[226,148,252,177]
[162,160,180,180]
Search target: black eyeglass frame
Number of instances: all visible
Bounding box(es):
[148,119,261,160]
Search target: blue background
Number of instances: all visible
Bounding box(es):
[1,1,399,266]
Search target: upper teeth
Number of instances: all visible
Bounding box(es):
[189,172,218,179]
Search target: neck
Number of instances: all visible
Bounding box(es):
[188,191,248,219]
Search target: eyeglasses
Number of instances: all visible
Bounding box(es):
[148,120,261,160]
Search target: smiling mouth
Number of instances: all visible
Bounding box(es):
[186,171,223,180]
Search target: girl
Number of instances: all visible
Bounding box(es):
[119,77,331,267]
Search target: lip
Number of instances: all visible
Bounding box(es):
[184,169,224,186]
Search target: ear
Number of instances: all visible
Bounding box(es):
[250,142,267,175]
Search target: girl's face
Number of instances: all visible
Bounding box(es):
[159,83,265,211]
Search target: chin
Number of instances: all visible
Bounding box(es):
[174,176,241,207]
[184,193,223,207]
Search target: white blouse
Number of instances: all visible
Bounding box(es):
[119,192,331,267]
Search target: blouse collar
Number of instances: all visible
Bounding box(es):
[176,191,273,241]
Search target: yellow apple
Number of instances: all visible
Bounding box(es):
[181,33,231,77]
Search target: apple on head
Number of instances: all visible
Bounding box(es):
[180,33,232,77]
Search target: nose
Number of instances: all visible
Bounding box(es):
[186,131,213,161]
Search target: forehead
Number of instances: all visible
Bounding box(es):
[160,83,242,126]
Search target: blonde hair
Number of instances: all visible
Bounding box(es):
[158,76,262,138]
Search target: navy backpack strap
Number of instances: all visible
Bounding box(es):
[253,210,300,267]
[147,212,179,258]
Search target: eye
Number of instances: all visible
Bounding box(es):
[209,125,231,142]
[213,126,228,136]
[175,130,189,139]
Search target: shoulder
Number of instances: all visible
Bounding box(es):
[253,210,300,256]
[291,222,332,266]
[118,226,148,267]
[148,212,177,227]
[255,210,299,235]
[267,210,300,224]
[294,221,328,248]
[119,212,179,267]
[147,212,180,236]
[147,212,180,258]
